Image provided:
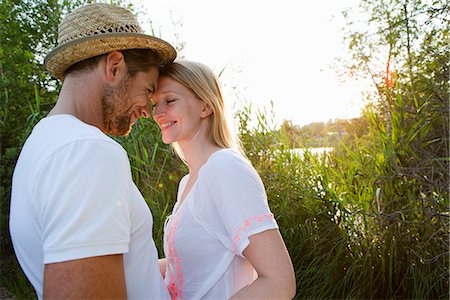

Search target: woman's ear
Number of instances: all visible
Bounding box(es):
[200,102,213,118]
[105,51,126,82]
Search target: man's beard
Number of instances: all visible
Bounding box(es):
[101,77,133,136]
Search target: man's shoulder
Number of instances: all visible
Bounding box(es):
[31,114,122,152]
[36,114,109,140]
[20,115,126,177]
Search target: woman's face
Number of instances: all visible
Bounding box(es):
[152,76,207,145]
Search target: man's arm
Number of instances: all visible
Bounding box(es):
[159,258,167,279]
[44,254,127,299]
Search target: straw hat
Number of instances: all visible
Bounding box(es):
[44,3,177,80]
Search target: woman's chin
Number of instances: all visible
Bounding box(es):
[161,136,174,145]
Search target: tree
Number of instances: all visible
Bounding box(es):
[343,0,449,193]
[338,0,449,297]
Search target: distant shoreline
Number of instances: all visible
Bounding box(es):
[290,147,334,157]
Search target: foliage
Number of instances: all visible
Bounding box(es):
[237,0,448,298]
[236,103,448,298]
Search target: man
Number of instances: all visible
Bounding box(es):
[9,3,176,299]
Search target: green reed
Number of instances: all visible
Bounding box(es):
[233,101,448,299]
[3,95,448,299]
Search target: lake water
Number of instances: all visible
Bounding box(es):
[290,147,334,157]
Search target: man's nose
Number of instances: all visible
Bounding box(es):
[141,102,153,119]
[141,106,151,118]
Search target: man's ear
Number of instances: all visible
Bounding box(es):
[105,51,126,82]
[200,102,213,118]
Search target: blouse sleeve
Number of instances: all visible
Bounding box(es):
[191,150,278,257]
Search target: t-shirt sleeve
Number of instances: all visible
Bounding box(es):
[31,139,132,264]
[193,151,278,257]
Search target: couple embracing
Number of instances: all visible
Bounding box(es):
[9,3,295,299]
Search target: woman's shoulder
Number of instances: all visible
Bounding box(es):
[200,148,259,182]
[179,174,189,187]
[204,148,249,171]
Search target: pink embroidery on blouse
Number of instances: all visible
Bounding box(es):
[167,215,183,300]
[231,214,274,254]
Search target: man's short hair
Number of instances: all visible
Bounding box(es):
[64,49,161,78]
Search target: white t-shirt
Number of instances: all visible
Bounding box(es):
[9,114,170,300]
[164,149,278,299]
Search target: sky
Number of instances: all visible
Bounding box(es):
[132,0,367,128]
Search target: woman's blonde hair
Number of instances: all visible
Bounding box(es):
[159,60,245,162]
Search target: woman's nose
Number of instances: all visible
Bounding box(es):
[152,104,165,118]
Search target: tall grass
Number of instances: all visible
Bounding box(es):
[2,100,448,299]
[235,99,448,298]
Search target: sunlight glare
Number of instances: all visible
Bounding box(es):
[135,0,366,128]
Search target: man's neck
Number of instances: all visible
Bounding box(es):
[49,72,105,131]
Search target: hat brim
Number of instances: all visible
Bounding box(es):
[44,32,177,80]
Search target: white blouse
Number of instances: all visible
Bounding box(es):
[164,149,278,299]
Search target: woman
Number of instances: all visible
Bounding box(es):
[153,60,296,299]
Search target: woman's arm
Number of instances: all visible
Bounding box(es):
[230,229,296,299]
